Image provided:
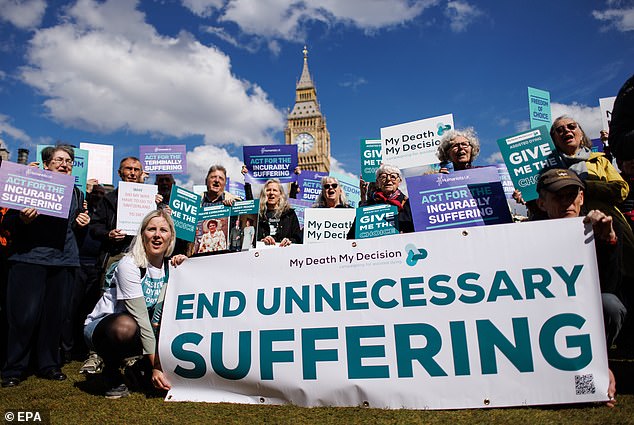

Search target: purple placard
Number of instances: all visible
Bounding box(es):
[297,171,328,202]
[406,166,512,232]
[226,178,246,199]
[0,161,75,218]
[243,145,298,184]
[139,145,187,174]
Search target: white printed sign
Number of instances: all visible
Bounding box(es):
[381,114,454,169]
[116,181,157,234]
[303,208,355,243]
[80,142,114,185]
[160,218,609,409]
[599,96,616,133]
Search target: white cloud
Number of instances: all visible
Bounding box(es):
[184,144,246,189]
[484,151,502,164]
[445,0,483,32]
[183,0,438,40]
[20,0,284,146]
[592,5,634,31]
[339,74,368,91]
[551,102,603,139]
[0,113,31,143]
[203,25,259,52]
[514,120,530,133]
[0,0,46,29]
[329,156,356,180]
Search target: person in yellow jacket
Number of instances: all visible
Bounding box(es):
[550,115,634,281]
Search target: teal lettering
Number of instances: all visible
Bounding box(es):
[401,276,426,307]
[260,329,294,380]
[539,313,591,371]
[371,279,398,309]
[429,274,455,306]
[346,325,388,379]
[449,321,470,375]
[210,331,251,379]
[257,287,281,315]
[487,271,523,302]
[477,318,534,374]
[315,283,341,312]
[345,281,369,310]
[172,332,206,379]
[302,327,339,379]
[175,294,195,320]
[223,291,246,317]
[553,265,584,297]
[285,285,310,313]
[522,268,554,299]
[457,272,484,304]
[394,323,446,377]
[197,292,220,319]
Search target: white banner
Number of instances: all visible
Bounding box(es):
[160,218,609,409]
[79,142,114,185]
[303,208,355,243]
[116,181,157,234]
[599,96,616,133]
[380,114,454,169]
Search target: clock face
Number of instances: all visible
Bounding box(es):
[295,132,315,153]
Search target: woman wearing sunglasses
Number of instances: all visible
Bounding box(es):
[313,177,351,208]
[550,115,634,281]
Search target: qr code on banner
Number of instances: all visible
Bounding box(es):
[575,374,596,395]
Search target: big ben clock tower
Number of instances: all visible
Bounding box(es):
[285,46,331,173]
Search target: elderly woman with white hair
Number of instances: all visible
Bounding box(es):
[348,164,414,238]
[437,127,481,172]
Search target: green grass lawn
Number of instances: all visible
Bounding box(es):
[1,361,633,425]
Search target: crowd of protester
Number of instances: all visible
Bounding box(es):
[0,74,632,406]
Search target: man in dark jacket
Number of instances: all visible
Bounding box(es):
[90,157,143,259]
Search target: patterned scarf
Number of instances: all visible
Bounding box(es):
[372,190,407,212]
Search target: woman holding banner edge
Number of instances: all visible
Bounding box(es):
[83,209,186,398]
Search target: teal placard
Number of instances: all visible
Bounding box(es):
[528,87,551,129]
[36,144,89,193]
[168,185,201,242]
[360,139,382,182]
[496,126,561,202]
[355,204,399,239]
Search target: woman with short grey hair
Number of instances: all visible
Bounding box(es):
[437,128,480,172]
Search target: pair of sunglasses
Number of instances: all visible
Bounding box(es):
[323,183,338,189]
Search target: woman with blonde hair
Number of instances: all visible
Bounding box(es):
[257,179,302,246]
[84,209,186,398]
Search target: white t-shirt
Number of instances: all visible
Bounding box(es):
[85,255,167,325]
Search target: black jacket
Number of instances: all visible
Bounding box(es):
[257,209,302,244]
[89,189,134,256]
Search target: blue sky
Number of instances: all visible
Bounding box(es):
[0,0,633,187]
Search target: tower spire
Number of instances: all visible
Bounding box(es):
[297,45,313,89]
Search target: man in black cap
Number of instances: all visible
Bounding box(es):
[536,168,623,406]
[536,169,627,348]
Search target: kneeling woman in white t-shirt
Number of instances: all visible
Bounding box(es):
[84,210,186,398]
